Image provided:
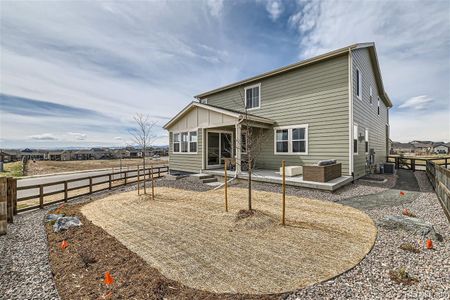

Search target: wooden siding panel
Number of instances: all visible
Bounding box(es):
[352,48,389,178]
[205,54,350,174]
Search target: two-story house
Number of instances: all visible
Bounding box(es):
[163,43,392,181]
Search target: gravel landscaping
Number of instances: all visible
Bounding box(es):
[1,170,449,299]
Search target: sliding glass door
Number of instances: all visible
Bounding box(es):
[207,131,233,169]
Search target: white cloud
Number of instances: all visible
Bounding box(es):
[266,0,284,21]
[68,132,87,140]
[114,136,123,141]
[29,133,58,140]
[206,0,224,17]
[398,95,433,110]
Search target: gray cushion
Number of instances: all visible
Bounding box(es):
[317,160,337,166]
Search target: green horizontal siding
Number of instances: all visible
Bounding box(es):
[352,48,389,178]
[204,54,350,174]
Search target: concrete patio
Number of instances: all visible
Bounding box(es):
[203,169,353,192]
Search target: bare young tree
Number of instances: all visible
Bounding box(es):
[129,113,158,195]
[225,90,267,211]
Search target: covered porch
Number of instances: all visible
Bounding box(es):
[203,169,353,192]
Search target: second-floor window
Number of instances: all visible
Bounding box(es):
[369,86,373,104]
[356,68,362,99]
[245,84,260,109]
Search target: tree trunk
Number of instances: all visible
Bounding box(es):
[248,164,252,211]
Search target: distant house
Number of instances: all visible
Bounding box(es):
[433,144,449,154]
[21,148,45,161]
[391,142,415,154]
[46,150,72,161]
[73,150,93,160]
[164,42,392,179]
[411,141,433,155]
[0,150,20,162]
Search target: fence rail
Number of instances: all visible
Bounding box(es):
[426,161,450,222]
[387,156,449,171]
[15,165,168,213]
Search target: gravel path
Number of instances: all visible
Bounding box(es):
[0,209,60,300]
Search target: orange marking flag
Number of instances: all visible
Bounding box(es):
[104,271,114,285]
[60,240,69,250]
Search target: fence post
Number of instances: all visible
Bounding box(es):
[281,160,286,226]
[137,166,140,195]
[89,177,93,194]
[6,177,14,223]
[124,171,128,185]
[108,174,112,190]
[395,157,399,169]
[151,167,155,199]
[12,178,17,216]
[39,185,44,209]
[64,181,68,202]
[411,159,415,172]
[0,177,7,235]
[158,167,161,178]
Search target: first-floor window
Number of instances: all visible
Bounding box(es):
[365,129,369,153]
[173,133,180,152]
[189,131,197,152]
[181,132,189,152]
[276,129,289,153]
[275,125,308,154]
[173,131,198,153]
[353,124,358,154]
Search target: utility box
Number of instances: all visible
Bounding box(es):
[383,163,395,174]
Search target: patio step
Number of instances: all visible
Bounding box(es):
[202,177,218,183]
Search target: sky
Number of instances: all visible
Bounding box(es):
[0,0,449,149]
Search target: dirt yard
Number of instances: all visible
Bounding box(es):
[80,187,377,295]
[27,158,168,176]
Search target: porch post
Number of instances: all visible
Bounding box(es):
[235,122,242,174]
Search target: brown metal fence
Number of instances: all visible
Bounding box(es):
[426,161,450,222]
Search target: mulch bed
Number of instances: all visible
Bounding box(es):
[45,204,284,300]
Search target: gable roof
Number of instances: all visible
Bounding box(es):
[194,42,392,108]
[163,102,274,129]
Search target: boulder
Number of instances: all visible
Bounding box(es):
[53,216,82,232]
[378,215,443,241]
[45,214,65,222]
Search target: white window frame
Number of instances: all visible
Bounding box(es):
[189,131,198,153]
[365,128,369,154]
[173,133,180,153]
[244,83,261,110]
[273,124,309,155]
[353,124,358,154]
[199,98,208,104]
[369,85,373,104]
[356,68,362,100]
[172,130,198,154]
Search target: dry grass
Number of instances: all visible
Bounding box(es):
[27,158,168,176]
[81,187,377,294]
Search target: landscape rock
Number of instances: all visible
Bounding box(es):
[45,214,65,222]
[53,216,82,232]
[378,215,442,240]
